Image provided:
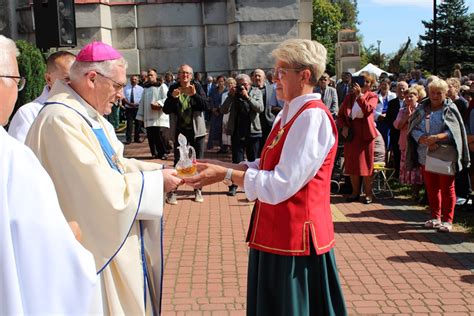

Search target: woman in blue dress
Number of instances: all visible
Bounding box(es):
[207,75,227,151]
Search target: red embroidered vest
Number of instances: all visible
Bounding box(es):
[247,100,338,256]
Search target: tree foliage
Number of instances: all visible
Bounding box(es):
[311,0,342,75]
[331,0,358,29]
[360,44,386,69]
[397,43,422,74]
[418,0,474,76]
[311,0,358,75]
[13,40,46,116]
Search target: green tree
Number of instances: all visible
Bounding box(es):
[360,44,386,69]
[13,40,46,117]
[331,0,358,29]
[418,0,474,76]
[311,0,343,75]
[398,44,422,74]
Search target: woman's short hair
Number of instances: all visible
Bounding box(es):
[0,35,19,87]
[406,84,427,99]
[428,79,449,94]
[271,39,327,85]
[226,77,236,86]
[360,71,376,87]
[446,77,461,90]
[69,57,128,82]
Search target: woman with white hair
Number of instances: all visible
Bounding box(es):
[186,39,346,315]
[407,79,470,232]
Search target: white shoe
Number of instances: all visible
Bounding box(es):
[194,190,204,203]
[166,192,178,205]
[456,197,467,205]
[424,219,441,229]
[438,222,453,233]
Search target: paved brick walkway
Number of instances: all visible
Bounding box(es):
[124,140,474,315]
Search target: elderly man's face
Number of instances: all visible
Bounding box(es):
[0,54,19,126]
[396,82,408,99]
[178,65,193,86]
[253,70,266,88]
[93,66,126,115]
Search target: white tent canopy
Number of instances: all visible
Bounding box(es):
[352,63,392,78]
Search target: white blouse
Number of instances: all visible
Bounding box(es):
[243,93,336,205]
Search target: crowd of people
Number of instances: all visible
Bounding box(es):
[2,35,349,315]
[3,29,474,314]
[119,58,474,234]
[336,70,473,234]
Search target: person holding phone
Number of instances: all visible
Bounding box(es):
[337,71,379,204]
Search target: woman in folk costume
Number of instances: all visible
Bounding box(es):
[186,39,347,315]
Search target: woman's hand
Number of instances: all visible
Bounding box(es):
[352,83,362,96]
[184,162,227,189]
[419,135,439,146]
[428,143,440,151]
[342,126,349,138]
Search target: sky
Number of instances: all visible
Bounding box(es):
[358,0,474,55]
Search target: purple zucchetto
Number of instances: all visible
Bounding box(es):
[76,41,122,62]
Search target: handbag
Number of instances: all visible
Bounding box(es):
[423,115,457,175]
[425,144,457,175]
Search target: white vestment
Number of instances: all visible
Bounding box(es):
[8,85,49,143]
[26,81,166,315]
[0,127,97,315]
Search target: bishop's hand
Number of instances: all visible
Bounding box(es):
[162,168,184,193]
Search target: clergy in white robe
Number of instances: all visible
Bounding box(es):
[0,34,97,315]
[8,51,76,143]
[26,41,183,315]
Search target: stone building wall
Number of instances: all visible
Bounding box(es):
[1,0,312,76]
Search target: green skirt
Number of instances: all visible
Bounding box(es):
[247,245,347,316]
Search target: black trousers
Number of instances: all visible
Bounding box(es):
[455,167,471,198]
[125,107,141,142]
[146,126,168,158]
[231,134,260,164]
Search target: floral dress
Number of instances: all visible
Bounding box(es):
[394,105,423,185]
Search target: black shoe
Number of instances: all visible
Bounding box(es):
[364,196,373,204]
[134,139,141,143]
[227,186,237,196]
[346,195,360,202]
[124,140,131,145]
[161,154,168,160]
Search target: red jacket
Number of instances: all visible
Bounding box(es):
[246,100,338,256]
[337,91,378,141]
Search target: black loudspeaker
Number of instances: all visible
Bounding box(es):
[33,0,77,50]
